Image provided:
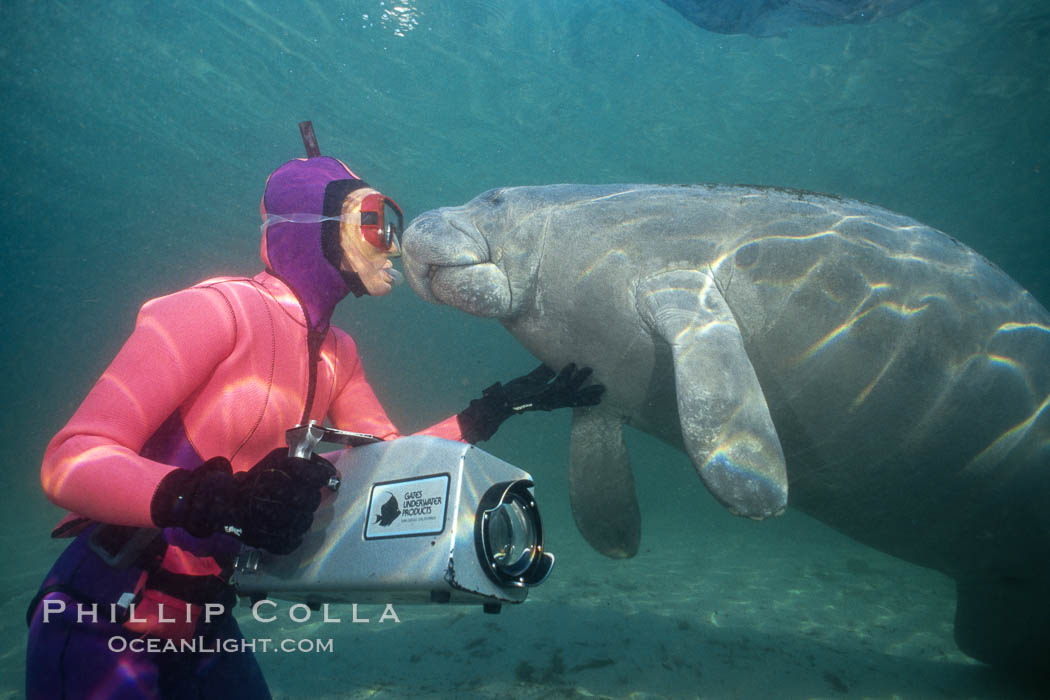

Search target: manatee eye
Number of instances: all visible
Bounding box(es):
[480,189,504,206]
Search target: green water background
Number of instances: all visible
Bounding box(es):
[0,1,1047,697]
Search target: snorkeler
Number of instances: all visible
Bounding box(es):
[25,124,603,699]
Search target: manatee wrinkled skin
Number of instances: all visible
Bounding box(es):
[403,184,1050,672]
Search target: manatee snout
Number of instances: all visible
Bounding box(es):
[404,212,489,266]
[403,212,476,301]
[401,213,442,301]
[402,210,513,318]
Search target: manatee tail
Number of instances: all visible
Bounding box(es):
[954,575,1050,678]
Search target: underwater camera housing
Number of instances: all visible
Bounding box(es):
[232,423,554,612]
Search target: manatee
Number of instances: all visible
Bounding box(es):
[660,0,925,37]
[402,184,1050,672]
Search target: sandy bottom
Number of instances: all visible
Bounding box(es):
[3,506,1045,699]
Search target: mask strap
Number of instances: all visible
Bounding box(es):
[260,213,349,233]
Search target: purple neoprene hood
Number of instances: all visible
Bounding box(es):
[260,156,361,331]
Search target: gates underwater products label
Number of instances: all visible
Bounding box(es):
[364,473,450,539]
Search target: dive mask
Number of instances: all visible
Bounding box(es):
[358,193,404,257]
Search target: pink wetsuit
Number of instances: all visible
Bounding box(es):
[39,270,463,641]
[42,271,461,529]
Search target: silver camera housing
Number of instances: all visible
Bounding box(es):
[232,435,552,608]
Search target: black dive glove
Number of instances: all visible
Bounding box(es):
[457,363,605,443]
[150,449,337,555]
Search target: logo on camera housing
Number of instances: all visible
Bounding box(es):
[364,473,450,539]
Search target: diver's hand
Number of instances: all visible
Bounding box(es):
[457,363,605,443]
[151,449,337,554]
[503,363,605,412]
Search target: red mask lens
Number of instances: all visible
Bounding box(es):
[359,193,388,250]
[358,193,404,255]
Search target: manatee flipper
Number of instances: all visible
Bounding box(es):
[637,270,788,518]
[568,407,641,558]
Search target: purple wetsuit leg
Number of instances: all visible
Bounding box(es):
[27,593,161,699]
[26,532,271,699]
[28,603,271,700]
